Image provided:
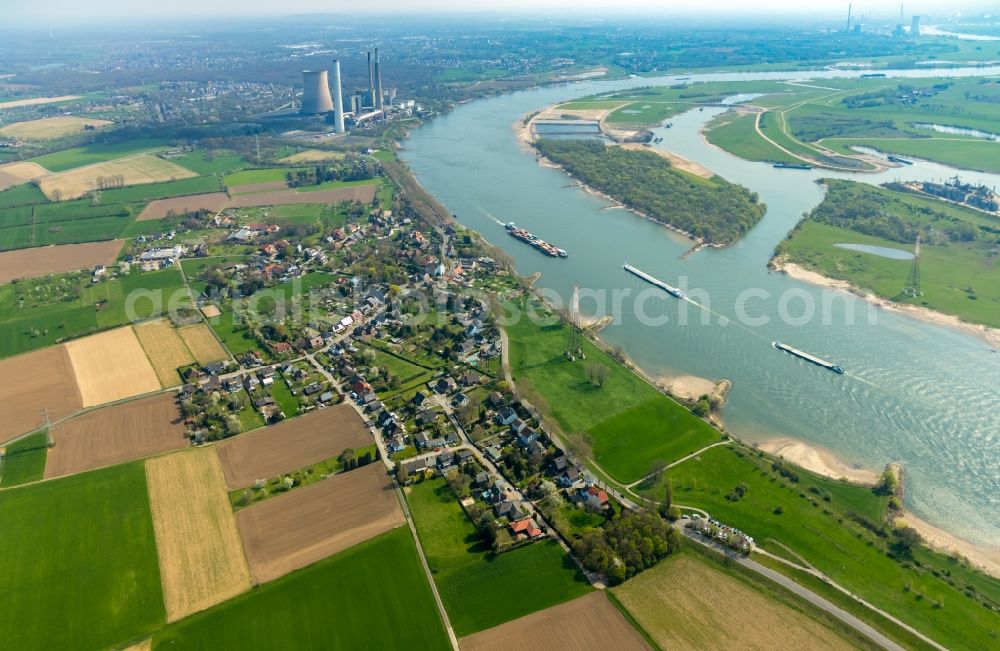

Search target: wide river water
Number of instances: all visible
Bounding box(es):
[402,66,1000,548]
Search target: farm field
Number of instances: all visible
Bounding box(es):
[613,550,863,650]
[235,463,404,584]
[407,477,592,636]
[0,95,80,110]
[223,167,304,187]
[637,444,1000,650]
[0,461,165,650]
[226,180,288,195]
[169,150,248,176]
[178,323,228,364]
[0,430,48,487]
[460,591,650,651]
[134,319,196,387]
[505,305,719,482]
[146,447,252,621]
[278,149,346,163]
[0,160,49,189]
[38,154,197,200]
[65,326,161,406]
[45,393,186,479]
[216,405,371,490]
[137,191,229,221]
[101,174,223,205]
[0,345,82,443]
[0,181,48,208]
[0,116,111,140]
[0,239,123,284]
[150,527,450,650]
[226,184,377,208]
[29,138,166,172]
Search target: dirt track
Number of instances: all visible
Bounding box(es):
[0,240,124,285]
[45,393,186,478]
[0,345,82,443]
[216,405,369,489]
[236,463,403,584]
[226,185,376,208]
[147,447,252,621]
[460,592,651,651]
[137,192,230,221]
[65,326,161,407]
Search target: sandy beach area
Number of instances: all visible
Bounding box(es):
[757,436,878,485]
[657,374,718,402]
[774,259,1000,349]
[898,510,1000,579]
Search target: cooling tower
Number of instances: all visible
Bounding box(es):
[374,48,384,112]
[301,70,334,115]
[331,60,345,133]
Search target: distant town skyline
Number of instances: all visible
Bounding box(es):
[3,1,995,26]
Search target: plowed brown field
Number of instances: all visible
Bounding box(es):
[65,326,161,407]
[216,405,370,490]
[137,192,230,221]
[236,463,403,584]
[0,345,82,443]
[178,323,228,364]
[134,319,195,387]
[45,393,186,478]
[147,447,252,621]
[460,592,651,651]
[0,240,123,285]
[226,184,376,208]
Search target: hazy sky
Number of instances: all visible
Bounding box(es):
[3,0,990,24]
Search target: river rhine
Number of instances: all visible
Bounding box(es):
[401,66,1000,549]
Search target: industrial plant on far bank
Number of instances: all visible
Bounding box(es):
[299,48,416,134]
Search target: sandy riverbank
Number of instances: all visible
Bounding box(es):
[621,143,714,179]
[898,510,1000,579]
[773,259,1000,349]
[656,374,719,402]
[757,436,878,485]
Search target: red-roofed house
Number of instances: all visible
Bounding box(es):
[509,517,542,539]
[582,486,610,510]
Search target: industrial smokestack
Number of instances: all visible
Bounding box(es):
[846,3,852,31]
[367,51,375,109]
[300,70,334,115]
[375,47,384,112]
[911,15,921,36]
[331,60,345,133]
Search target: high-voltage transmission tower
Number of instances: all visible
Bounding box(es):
[902,234,922,298]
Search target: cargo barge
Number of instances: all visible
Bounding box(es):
[622,263,686,298]
[505,223,567,257]
[773,161,813,170]
[772,341,844,374]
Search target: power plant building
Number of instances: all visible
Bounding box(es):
[300,70,334,114]
[911,15,921,36]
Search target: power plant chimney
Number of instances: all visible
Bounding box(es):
[911,15,921,36]
[300,70,334,115]
[374,47,384,112]
[331,60,345,133]
[367,51,375,109]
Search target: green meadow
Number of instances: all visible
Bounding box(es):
[505,303,720,482]
[151,528,449,650]
[0,462,165,650]
[30,138,167,172]
[407,477,591,636]
[0,431,48,487]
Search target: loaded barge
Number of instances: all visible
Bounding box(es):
[505,222,567,257]
[772,341,844,374]
[622,263,686,298]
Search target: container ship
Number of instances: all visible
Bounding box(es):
[505,223,567,257]
[622,263,686,298]
[772,341,844,374]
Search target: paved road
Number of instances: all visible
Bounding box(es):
[678,526,905,651]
